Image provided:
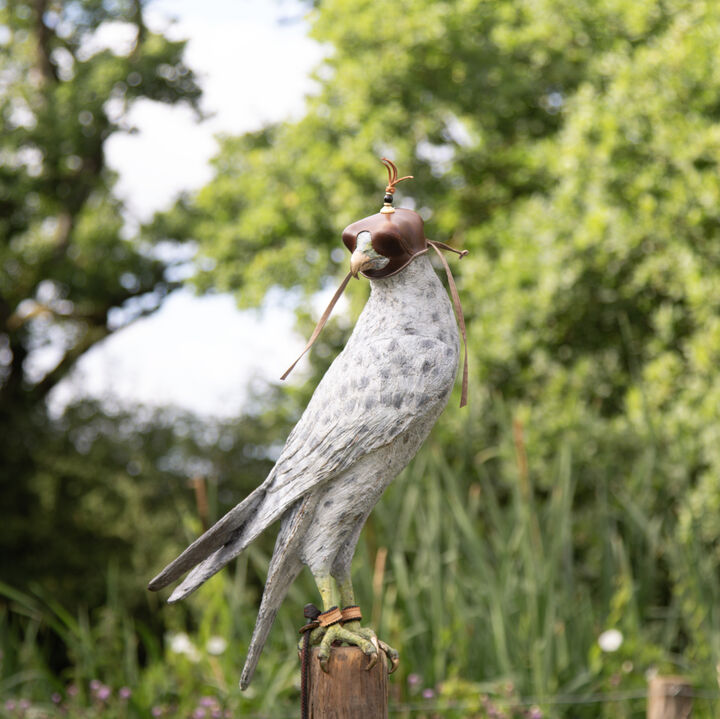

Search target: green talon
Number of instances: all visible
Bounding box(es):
[303,620,399,674]
[317,623,378,672]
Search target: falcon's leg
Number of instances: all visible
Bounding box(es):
[302,574,375,669]
[300,572,384,673]
[332,573,399,674]
[315,574,378,673]
[315,572,336,609]
[304,571,399,674]
[300,500,398,672]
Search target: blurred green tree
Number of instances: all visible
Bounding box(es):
[178,0,675,303]
[0,0,202,603]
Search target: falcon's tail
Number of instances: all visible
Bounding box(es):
[149,485,318,689]
[147,484,268,593]
[240,497,316,689]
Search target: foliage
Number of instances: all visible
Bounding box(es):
[0,0,200,601]
[463,2,720,687]
[5,398,296,612]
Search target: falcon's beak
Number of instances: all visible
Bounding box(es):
[350,248,374,278]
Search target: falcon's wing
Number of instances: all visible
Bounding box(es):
[148,333,457,593]
[267,333,456,500]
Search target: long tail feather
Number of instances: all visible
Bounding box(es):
[167,544,238,603]
[239,557,303,689]
[239,497,317,689]
[168,507,272,603]
[148,486,266,591]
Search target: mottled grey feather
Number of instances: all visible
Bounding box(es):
[165,331,453,602]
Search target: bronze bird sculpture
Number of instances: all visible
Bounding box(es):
[149,159,467,687]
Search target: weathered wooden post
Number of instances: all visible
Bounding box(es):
[305,647,388,719]
[647,675,692,719]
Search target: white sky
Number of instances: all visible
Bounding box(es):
[53,0,328,418]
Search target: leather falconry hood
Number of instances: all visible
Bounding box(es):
[342,208,428,279]
[281,157,469,407]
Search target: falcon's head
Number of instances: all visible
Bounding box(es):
[342,207,428,279]
[281,156,468,403]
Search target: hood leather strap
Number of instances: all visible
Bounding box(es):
[280,271,353,381]
[428,240,469,408]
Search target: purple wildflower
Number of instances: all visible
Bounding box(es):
[151,707,164,717]
[96,685,111,701]
[51,693,62,704]
[5,700,16,712]
[89,679,101,691]
[119,687,132,700]
[199,696,216,708]
[407,673,421,687]
[528,707,543,719]
[192,709,207,719]
[66,684,78,697]
[422,688,435,700]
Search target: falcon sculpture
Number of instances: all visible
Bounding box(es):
[148,159,468,688]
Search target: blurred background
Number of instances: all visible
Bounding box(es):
[2,0,720,717]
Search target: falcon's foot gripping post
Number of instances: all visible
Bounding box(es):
[332,610,400,675]
[300,575,399,674]
[301,605,399,674]
[335,576,399,673]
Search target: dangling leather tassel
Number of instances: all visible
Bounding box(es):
[428,241,469,408]
[426,239,469,259]
[280,271,353,381]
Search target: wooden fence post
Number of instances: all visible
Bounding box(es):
[306,646,389,718]
[647,675,692,719]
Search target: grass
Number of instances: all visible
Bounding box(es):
[1,405,719,718]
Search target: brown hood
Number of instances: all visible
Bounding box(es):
[342,208,428,278]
